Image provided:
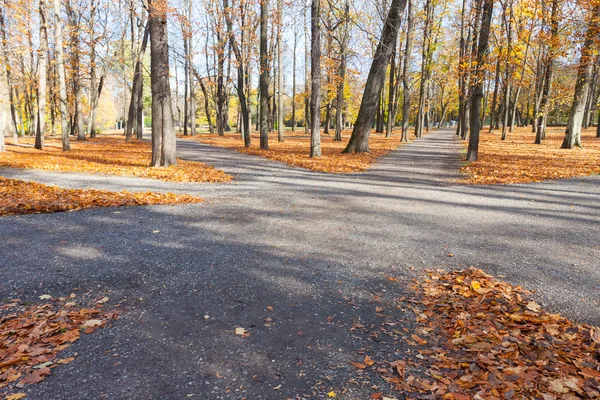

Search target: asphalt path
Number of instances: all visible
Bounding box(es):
[1,129,599,399]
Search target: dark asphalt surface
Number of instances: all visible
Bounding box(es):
[1,129,599,399]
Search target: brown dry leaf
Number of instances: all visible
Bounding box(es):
[460,127,600,185]
[349,361,367,370]
[364,355,375,366]
[361,268,600,399]
[1,297,117,392]
[5,394,27,400]
[190,130,406,173]
[0,134,231,183]
[0,177,204,217]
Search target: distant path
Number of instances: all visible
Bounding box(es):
[2,129,600,399]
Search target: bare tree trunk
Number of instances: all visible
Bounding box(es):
[54,0,71,151]
[310,0,322,157]
[562,4,600,149]
[304,2,310,136]
[88,0,99,138]
[223,0,251,147]
[259,0,269,149]
[334,0,350,142]
[401,0,414,143]
[126,22,149,141]
[277,0,284,142]
[343,0,407,153]
[292,21,298,132]
[35,0,49,150]
[0,6,19,143]
[66,0,85,140]
[149,0,177,167]
[467,0,493,162]
[535,0,559,144]
[197,73,215,134]
[385,43,397,138]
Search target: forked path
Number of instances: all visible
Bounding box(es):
[1,129,599,399]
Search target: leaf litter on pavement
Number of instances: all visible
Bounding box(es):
[0,295,117,398]
[344,268,599,399]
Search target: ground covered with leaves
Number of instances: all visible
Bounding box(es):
[188,131,405,173]
[347,268,600,399]
[0,134,231,183]
[462,127,600,184]
[0,177,204,217]
[0,295,117,399]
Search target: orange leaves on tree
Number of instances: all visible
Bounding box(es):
[0,134,232,183]
[462,127,600,184]
[189,131,406,173]
[0,296,117,394]
[0,177,204,217]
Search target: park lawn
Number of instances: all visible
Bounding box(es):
[187,130,406,173]
[0,177,204,216]
[462,126,600,184]
[0,134,232,183]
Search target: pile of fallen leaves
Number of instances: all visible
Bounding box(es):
[462,127,600,184]
[0,177,204,216]
[0,295,117,397]
[0,135,232,183]
[375,268,600,399]
[188,131,405,173]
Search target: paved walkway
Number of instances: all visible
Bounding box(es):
[1,130,599,399]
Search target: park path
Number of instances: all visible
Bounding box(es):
[1,130,600,399]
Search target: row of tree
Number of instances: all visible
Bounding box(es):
[0,0,599,165]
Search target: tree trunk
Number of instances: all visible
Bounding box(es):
[334,0,350,142]
[343,0,407,153]
[223,0,251,147]
[385,45,397,138]
[467,0,493,162]
[401,0,414,143]
[54,0,71,151]
[35,0,49,150]
[277,0,284,142]
[0,6,19,143]
[562,4,600,149]
[67,0,85,140]
[259,0,269,149]
[149,0,177,167]
[292,23,298,132]
[126,23,149,141]
[310,0,322,157]
[535,0,559,144]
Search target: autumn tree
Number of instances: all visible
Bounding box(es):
[149,0,177,167]
[343,0,407,153]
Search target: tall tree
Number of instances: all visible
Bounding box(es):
[149,0,177,167]
[51,0,70,150]
[66,0,85,140]
[343,0,407,153]
[259,0,269,149]
[401,0,414,143]
[35,0,49,150]
[223,0,251,147]
[467,0,494,162]
[277,0,284,142]
[562,3,600,149]
[534,0,559,144]
[334,0,350,142]
[310,0,322,157]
